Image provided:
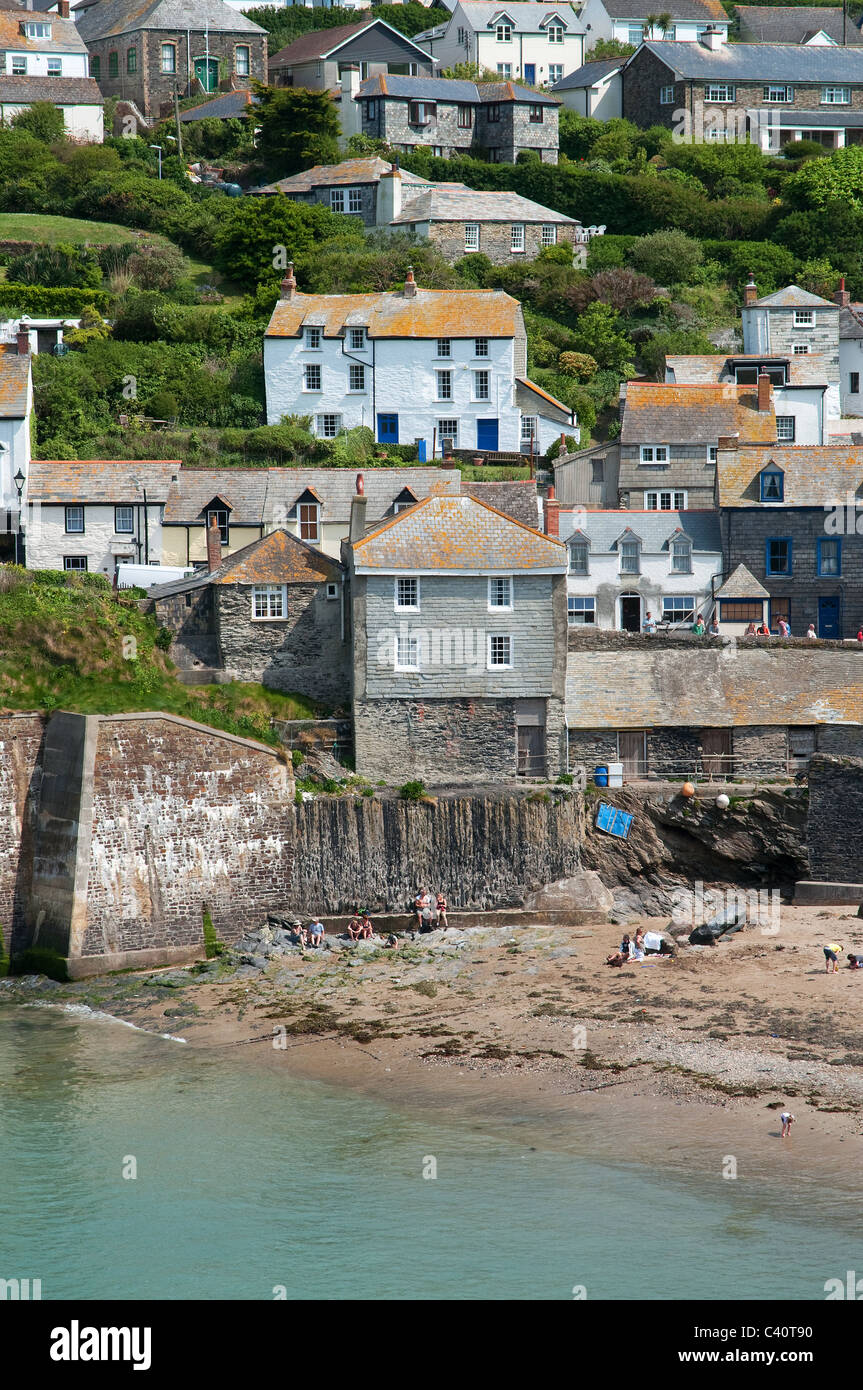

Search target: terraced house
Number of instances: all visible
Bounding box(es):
[78,0,267,123]
[345,71,560,163]
[263,266,576,456]
[0,1,102,139]
[578,0,729,50]
[622,30,863,148]
[414,2,584,89]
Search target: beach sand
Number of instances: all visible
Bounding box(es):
[42,899,863,1186]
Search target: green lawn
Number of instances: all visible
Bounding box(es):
[0,213,174,247]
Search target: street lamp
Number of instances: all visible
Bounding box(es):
[149,143,163,179]
[13,468,25,566]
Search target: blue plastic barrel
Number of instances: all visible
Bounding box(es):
[594,765,608,787]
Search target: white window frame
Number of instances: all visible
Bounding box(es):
[348,327,365,350]
[646,489,686,511]
[395,633,420,671]
[547,24,564,43]
[548,64,563,84]
[349,363,366,392]
[521,414,539,444]
[314,415,340,441]
[347,187,362,214]
[436,369,453,401]
[488,575,513,611]
[326,582,339,601]
[776,415,795,441]
[252,584,286,620]
[395,576,420,612]
[662,595,696,625]
[464,222,480,251]
[496,23,512,42]
[541,223,557,246]
[640,445,669,464]
[487,633,513,669]
[707,445,718,463]
[436,337,452,358]
[568,541,589,575]
[473,369,490,401]
[627,26,644,44]
[330,188,346,213]
[235,45,250,76]
[670,539,692,573]
[160,43,176,74]
[567,596,595,625]
[47,58,62,77]
[437,418,459,446]
[303,363,322,391]
[298,500,321,540]
[25,21,51,39]
[821,86,850,104]
[497,62,512,78]
[705,83,735,102]
[11,55,26,76]
[792,343,810,355]
[763,85,793,103]
[793,309,815,328]
[304,327,322,350]
[511,223,525,253]
[619,539,640,574]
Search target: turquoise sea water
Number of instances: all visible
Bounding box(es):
[1,1006,861,1301]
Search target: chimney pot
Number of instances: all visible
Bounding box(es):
[280,261,297,300]
[403,265,417,298]
[206,513,222,572]
[757,371,771,412]
[834,275,851,308]
[355,472,364,496]
[743,272,758,308]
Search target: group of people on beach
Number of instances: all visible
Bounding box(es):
[413,889,448,933]
[605,929,646,966]
[294,889,449,953]
[823,941,863,972]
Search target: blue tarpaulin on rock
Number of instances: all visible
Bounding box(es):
[595,802,634,839]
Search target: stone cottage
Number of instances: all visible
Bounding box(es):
[149,526,349,705]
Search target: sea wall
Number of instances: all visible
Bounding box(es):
[0,713,45,954]
[290,787,584,914]
[806,754,863,883]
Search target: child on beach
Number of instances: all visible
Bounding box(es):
[780,1111,794,1138]
[308,919,324,948]
[824,942,843,973]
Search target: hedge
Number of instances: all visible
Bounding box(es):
[0,284,109,315]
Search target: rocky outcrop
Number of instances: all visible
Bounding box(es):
[290,786,583,914]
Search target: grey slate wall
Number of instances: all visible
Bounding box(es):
[618,444,717,509]
[806,753,863,881]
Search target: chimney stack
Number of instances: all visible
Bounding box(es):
[339,64,362,143]
[743,272,758,308]
[834,275,851,308]
[58,0,70,17]
[15,325,30,356]
[543,484,560,538]
[717,434,739,454]
[206,514,222,572]
[403,265,417,299]
[699,24,725,50]
[757,371,772,412]
[280,262,297,300]
[376,160,403,227]
[349,473,367,542]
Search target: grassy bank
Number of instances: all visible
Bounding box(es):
[0,566,319,743]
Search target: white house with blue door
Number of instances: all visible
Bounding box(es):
[263,266,576,456]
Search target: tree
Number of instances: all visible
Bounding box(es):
[12,102,65,143]
[211,196,365,288]
[572,302,635,374]
[785,146,863,212]
[253,84,341,179]
[127,242,188,292]
[588,39,635,60]
[628,228,703,285]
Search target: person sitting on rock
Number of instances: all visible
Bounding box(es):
[436,891,448,930]
[308,919,324,948]
[347,914,363,941]
[359,912,374,940]
[290,925,307,948]
[414,889,431,931]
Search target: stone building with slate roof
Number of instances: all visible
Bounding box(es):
[716,439,863,638]
[148,528,350,703]
[559,508,723,633]
[77,0,267,123]
[735,7,863,48]
[345,488,568,782]
[0,340,32,550]
[267,17,434,90]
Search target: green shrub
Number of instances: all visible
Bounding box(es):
[291,748,305,767]
[202,907,226,958]
[399,779,426,801]
[0,283,108,314]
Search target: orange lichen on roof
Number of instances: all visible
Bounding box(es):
[352,493,566,571]
[28,459,180,503]
[266,288,520,339]
[210,528,339,585]
[718,444,863,506]
[0,10,84,51]
[0,344,30,416]
[622,382,778,444]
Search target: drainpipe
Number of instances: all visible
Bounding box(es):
[143,487,149,564]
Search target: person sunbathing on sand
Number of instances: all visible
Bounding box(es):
[606,934,632,967]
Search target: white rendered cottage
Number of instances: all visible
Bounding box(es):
[415,2,584,88]
[0,3,103,141]
[263,266,577,457]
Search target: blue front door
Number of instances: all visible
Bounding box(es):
[818,595,841,638]
[377,413,398,444]
[523,63,536,83]
[477,419,499,451]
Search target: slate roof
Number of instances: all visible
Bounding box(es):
[735,6,863,46]
[265,287,521,340]
[352,493,567,572]
[460,479,540,528]
[160,467,463,527]
[179,89,257,122]
[269,16,430,67]
[751,285,836,309]
[639,39,863,82]
[390,184,577,226]
[714,562,769,599]
[840,304,863,340]
[558,508,722,553]
[149,527,341,597]
[621,383,778,445]
[0,344,31,418]
[358,73,559,105]
[77,0,265,41]
[565,647,863,728]
[0,8,87,51]
[0,74,102,103]
[28,459,179,503]
[717,445,863,506]
[602,0,726,17]
[665,352,834,387]
[552,59,624,92]
[250,157,430,197]
[453,3,584,32]
[517,377,573,416]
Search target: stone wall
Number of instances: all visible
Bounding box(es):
[0,714,44,957]
[618,443,717,509]
[427,219,578,264]
[355,695,520,783]
[216,582,349,705]
[284,184,377,226]
[807,753,863,881]
[87,28,268,122]
[153,586,214,640]
[291,785,583,913]
[370,98,558,162]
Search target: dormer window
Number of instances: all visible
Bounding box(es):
[619,537,640,574]
[299,501,320,543]
[496,23,512,41]
[547,24,564,42]
[23,21,51,39]
[671,538,692,573]
[760,468,784,502]
[569,540,589,575]
[207,508,229,545]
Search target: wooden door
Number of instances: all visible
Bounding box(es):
[702,728,732,779]
[618,731,645,779]
[517,725,546,778]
